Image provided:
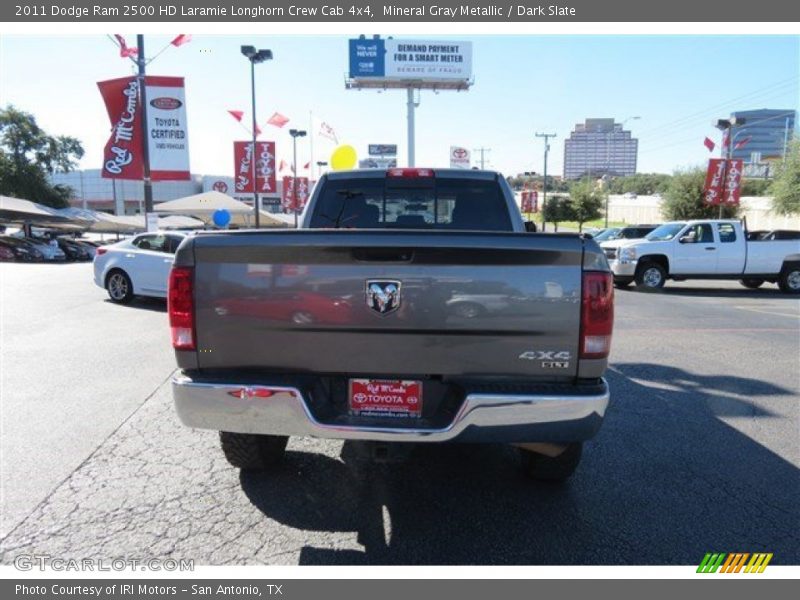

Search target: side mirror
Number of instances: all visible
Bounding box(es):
[524,221,538,233]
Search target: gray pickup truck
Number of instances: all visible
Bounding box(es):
[169,168,614,480]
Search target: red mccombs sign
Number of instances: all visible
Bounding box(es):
[233,141,276,194]
[98,76,191,180]
[704,158,743,206]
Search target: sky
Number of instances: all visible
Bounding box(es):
[1,34,797,179]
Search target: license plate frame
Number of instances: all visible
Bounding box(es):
[348,379,423,418]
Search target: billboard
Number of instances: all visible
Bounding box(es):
[349,39,472,84]
[98,76,190,180]
[449,146,471,168]
[234,141,276,194]
[369,144,398,156]
[359,158,398,169]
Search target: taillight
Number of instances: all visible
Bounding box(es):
[580,271,614,359]
[168,266,195,350]
[387,168,434,178]
[96,247,107,256]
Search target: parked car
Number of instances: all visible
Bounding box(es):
[0,244,15,261]
[609,220,800,293]
[56,238,92,261]
[13,235,66,261]
[599,224,659,261]
[169,168,614,481]
[93,231,189,303]
[0,236,44,262]
[591,227,621,242]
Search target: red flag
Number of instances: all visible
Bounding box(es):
[703,137,715,152]
[113,34,138,58]
[170,34,192,47]
[255,124,262,136]
[279,160,289,172]
[267,112,290,128]
[227,110,244,122]
[734,136,751,150]
[303,161,310,169]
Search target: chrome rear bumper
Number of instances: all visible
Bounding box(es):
[172,374,609,443]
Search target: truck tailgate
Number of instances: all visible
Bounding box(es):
[189,230,585,379]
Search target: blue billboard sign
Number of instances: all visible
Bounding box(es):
[349,39,385,78]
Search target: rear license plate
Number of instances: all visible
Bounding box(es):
[349,379,423,418]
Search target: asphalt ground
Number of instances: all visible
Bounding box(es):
[1,262,798,565]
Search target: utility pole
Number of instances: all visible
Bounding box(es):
[473,147,491,169]
[783,116,791,165]
[136,35,154,216]
[535,132,556,233]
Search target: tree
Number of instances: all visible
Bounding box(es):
[740,178,772,197]
[771,139,800,216]
[606,173,672,195]
[0,105,84,208]
[567,180,604,231]
[661,168,740,221]
[541,194,574,230]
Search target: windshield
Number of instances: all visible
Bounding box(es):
[593,228,621,242]
[309,177,513,231]
[646,223,686,241]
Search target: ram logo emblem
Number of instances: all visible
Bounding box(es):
[366,280,401,315]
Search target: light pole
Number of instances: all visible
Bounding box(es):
[241,45,273,229]
[535,132,556,232]
[316,161,328,180]
[605,116,640,227]
[289,129,307,228]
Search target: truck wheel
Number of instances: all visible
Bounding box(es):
[106,270,134,304]
[520,442,582,482]
[739,278,765,289]
[634,262,666,290]
[778,266,800,294]
[219,432,288,470]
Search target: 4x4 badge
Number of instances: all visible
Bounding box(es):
[366,280,401,315]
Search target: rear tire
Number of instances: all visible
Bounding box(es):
[739,278,765,289]
[105,270,134,304]
[520,442,582,482]
[778,266,800,294]
[219,431,288,470]
[634,262,666,291]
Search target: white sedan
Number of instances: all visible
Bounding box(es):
[93,231,189,303]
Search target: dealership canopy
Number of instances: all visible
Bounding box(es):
[154,191,289,227]
[0,195,78,228]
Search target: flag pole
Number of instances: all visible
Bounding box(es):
[309,110,315,180]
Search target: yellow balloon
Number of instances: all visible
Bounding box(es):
[330,145,357,171]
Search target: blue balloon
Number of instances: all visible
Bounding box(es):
[212,209,231,227]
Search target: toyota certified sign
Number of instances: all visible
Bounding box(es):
[450,146,471,168]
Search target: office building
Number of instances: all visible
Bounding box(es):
[563,118,638,180]
[729,109,795,162]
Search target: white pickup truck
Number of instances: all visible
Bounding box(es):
[608,220,800,293]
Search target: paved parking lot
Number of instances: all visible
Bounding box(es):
[1,262,798,565]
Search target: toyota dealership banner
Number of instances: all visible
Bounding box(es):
[234,141,276,194]
[450,146,471,168]
[349,39,472,83]
[281,176,310,213]
[98,76,190,180]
